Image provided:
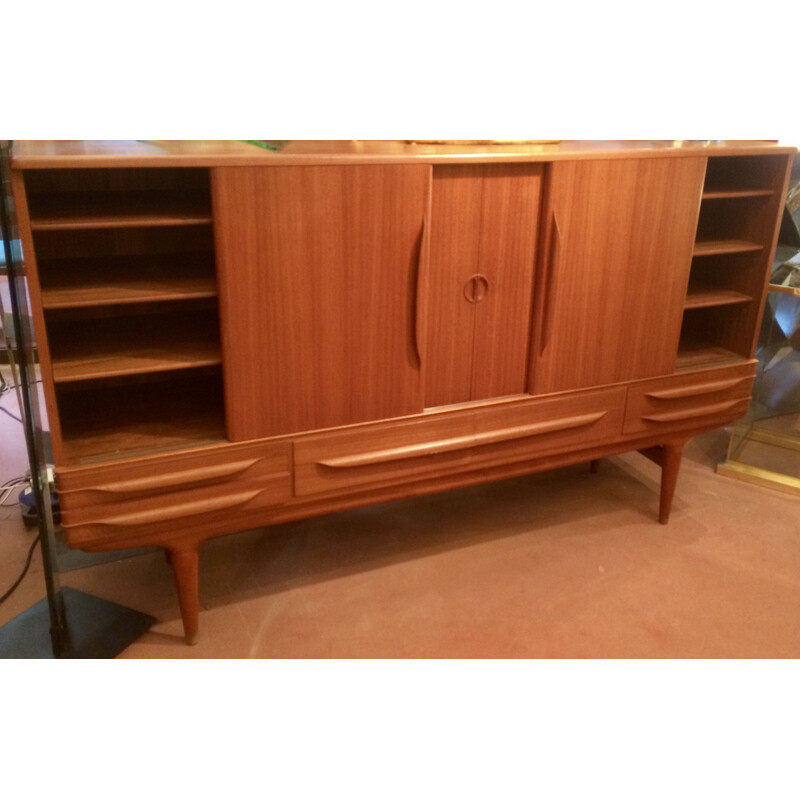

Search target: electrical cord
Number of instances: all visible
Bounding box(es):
[0,532,41,606]
[0,474,30,506]
[1,475,28,488]
[0,481,28,505]
[1,378,43,393]
[0,405,22,423]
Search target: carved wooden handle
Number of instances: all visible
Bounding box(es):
[413,213,428,368]
[59,458,263,498]
[318,410,608,469]
[641,397,750,423]
[62,488,266,529]
[645,376,751,400]
[463,274,490,303]
[540,213,561,353]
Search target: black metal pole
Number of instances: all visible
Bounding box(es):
[0,141,67,656]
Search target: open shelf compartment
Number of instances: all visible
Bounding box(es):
[34,225,218,308]
[56,369,226,465]
[25,167,212,230]
[26,168,229,464]
[46,303,222,383]
[702,155,789,196]
[39,252,218,308]
[675,153,789,372]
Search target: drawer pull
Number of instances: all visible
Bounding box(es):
[413,211,428,368]
[645,377,751,400]
[318,411,608,469]
[641,397,750,423]
[59,458,263,498]
[540,213,561,353]
[61,488,266,528]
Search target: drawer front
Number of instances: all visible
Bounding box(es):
[468,386,626,470]
[623,364,756,437]
[294,386,626,498]
[57,440,291,509]
[60,476,287,548]
[294,412,478,498]
[58,441,291,547]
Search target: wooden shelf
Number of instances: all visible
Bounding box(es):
[684,285,752,310]
[49,316,221,383]
[40,254,217,308]
[58,375,225,464]
[675,340,745,371]
[29,191,212,230]
[693,239,764,257]
[701,188,775,199]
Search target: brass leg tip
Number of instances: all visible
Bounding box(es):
[185,633,199,646]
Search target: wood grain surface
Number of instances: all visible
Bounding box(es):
[212,165,430,439]
[531,157,707,394]
[12,140,795,169]
[423,164,542,406]
[294,386,625,498]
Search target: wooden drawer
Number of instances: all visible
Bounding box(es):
[58,440,291,547]
[294,386,626,498]
[468,386,626,470]
[57,440,290,508]
[623,363,756,437]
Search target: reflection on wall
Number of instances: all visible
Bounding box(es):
[757,291,800,413]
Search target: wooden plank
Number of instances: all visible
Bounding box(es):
[12,140,797,169]
[684,286,752,309]
[39,254,217,308]
[693,239,763,256]
[702,189,774,199]
[28,192,212,230]
[50,326,221,382]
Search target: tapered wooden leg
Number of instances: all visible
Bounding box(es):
[659,442,685,525]
[168,546,200,645]
[589,459,600,474]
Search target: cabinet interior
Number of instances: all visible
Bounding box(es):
[55,368,226,464]
[677,156,786,370]
[26,168,226,464]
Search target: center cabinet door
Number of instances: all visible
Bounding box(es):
[212,165,430,440]
[423,164,543,408]
[531,157,706,395]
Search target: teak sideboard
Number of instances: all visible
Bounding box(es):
[10,140,795,643]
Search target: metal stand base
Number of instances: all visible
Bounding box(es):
[0,587,156,658]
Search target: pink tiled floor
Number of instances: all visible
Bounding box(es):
[2,365,800,658]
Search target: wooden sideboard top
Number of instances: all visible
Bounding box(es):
[12,139,797,169]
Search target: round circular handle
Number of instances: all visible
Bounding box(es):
[463,274,489,303]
